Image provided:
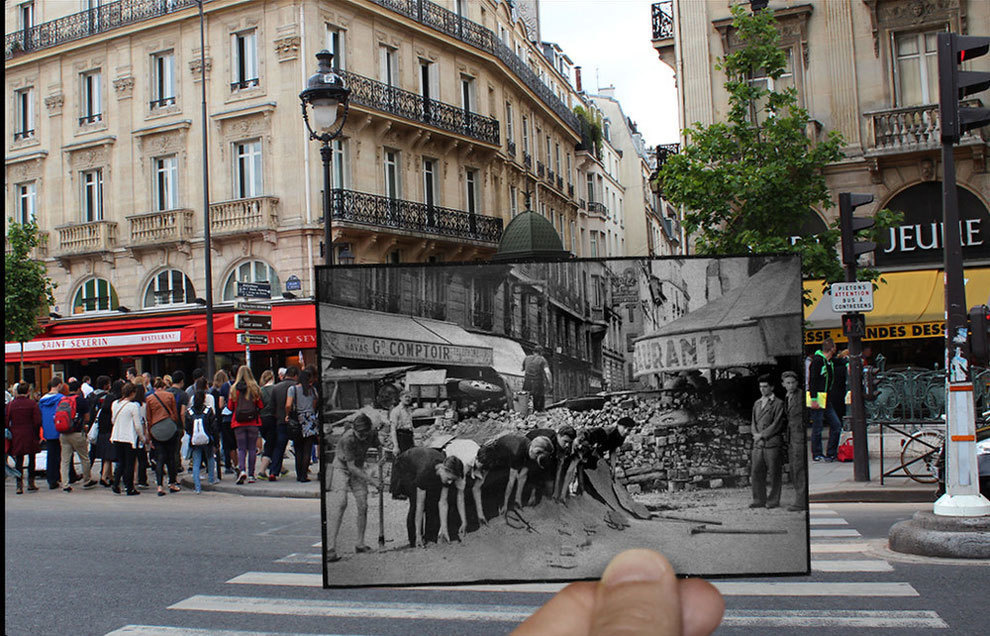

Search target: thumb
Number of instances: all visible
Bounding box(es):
[589,549,681,636]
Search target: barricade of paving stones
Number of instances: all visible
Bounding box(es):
[416,391,753,494]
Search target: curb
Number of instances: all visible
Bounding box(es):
[810,489,935,504]
[178,476,320,498]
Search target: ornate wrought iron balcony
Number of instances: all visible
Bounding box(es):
[209,196,279,237]
[588,202,608,216]
[507,140,516,157]
[417,298,447,321]
[568,183,574,198]
[652,1,674,40]
[79,113,103,126]
[13,129,35,141]
[368,0,580,134]
[864,100,984,153]
[557,176,564,190]
[56,220,117,257]
[537,161,545,177]
[523,153,532,169]
[5,0,200,59]
[127,208,195,248]
[149,97,176,110]
[332,188,503,244]
[341,70,499,146]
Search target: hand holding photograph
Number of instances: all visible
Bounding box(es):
[317,255,808,587]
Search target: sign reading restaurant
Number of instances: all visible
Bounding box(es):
[633,325,773,376]
[325,332,493,367]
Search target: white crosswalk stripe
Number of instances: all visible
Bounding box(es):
[113,506,953,634]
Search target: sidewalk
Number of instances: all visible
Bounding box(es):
[183,453,938,503]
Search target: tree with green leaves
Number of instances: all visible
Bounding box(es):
[657,5,900,295]
[5,220,57,381]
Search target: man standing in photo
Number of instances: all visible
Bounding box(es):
[750,374,785,509]
[781,370,806,511]
[522,346,552,412]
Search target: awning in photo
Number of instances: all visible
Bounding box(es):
[633,259,803,375]
[320,304,494,368]
[474,333,527,392]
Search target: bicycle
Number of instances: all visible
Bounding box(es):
[899,427,945,484]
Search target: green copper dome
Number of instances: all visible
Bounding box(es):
[492,211,570,262]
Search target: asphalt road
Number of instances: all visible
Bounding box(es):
[5,483,989,635]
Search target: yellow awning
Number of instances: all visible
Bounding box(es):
[802,268,990,344]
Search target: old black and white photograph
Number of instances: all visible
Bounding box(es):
[315,254,808,587]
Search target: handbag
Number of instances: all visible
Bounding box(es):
[286,385,303,438]
[149,392,179,442]
[87,420,99,444]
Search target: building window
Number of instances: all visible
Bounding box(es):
[510,186,518,217]
[522,115,530,153]
[15,182,37,225]
[465,169,478,215]
[461,75,475,113]
[153,155,178,211]
[379,45,397,87]
[18,1,33,31]
[419,59,437,101]
[570,220,576,253]
[143,269,195,307]
[331,138,347,189]
[72,278,118,314]
[234,139,262,198]
[80,70,102,125]
[384,149,400,199]
[423,158,437,208]
[505,102,514,141]
[894,30,942,106]
[326,25,345,70]
[603,119,611,142]
[555,142,561,174]
[231,30,259,90]
[222,259,281,301]
[151,51,175,109]
[81,168,104,222]
[586,174,595,203]
[566,154,572,185]
[14,87,34,140]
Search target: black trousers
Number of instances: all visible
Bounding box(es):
[293,435,315,481]
[389,429,415,493]
[135,447,149,485]
[13,453,36,482]
[153,435,179,487]
[404,485,462,546]
[113,442,136,492]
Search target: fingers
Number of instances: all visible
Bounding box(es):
[511,581,596,636]
[588,549,681,636]
[679,578,725,636]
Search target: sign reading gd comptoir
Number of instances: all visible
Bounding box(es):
[326,332,493,367]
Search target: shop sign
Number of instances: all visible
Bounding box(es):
[325,332,493,367]
[633,325,772,376]
[803,321,947,345]
[611,267,641,304]
[4,331,184,354]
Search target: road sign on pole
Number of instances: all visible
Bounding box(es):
[236,333,269,345]
[235,314,273,331]
[235,300,272,312]
[831,282,874,312]
[236,281,272,299]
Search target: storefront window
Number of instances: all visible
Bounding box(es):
[143,269,195,307]
[222,259,281,301]
[72,278,119,314]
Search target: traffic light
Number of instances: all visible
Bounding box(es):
[839,192,875,266]
[937,33,990,144]
[842,313,866,338]
[970,304,990,364]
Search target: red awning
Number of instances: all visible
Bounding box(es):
[5,326,199,362]
[211,304,317,352]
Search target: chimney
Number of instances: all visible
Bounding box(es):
[575,66,582,92]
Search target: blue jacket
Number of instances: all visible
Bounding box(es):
[39,392,63,441]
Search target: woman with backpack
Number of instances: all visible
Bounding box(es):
[229,365,264,484]
[92,379,121,487]
[185,387,217,493]
[257,369,277,480]
[285,368,320,483]
[110,382,146,496]
[146,378,181,496]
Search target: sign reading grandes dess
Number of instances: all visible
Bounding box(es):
[4,330,185,355]
[325,332,493,367]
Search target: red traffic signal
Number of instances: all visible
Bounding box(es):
[842,313,866,338]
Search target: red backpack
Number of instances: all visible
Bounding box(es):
[53,395,79,434]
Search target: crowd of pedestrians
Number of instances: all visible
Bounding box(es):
[5,364,321,496]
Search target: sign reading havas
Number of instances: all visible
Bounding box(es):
[875,183,989,267]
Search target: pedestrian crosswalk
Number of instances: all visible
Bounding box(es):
[105,504,951,634]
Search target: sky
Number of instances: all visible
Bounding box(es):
[538,0,680,146]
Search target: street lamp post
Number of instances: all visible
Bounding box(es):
[300,51,350,265]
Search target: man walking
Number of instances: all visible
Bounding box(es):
[61,379,97,492]
[522,346,551,412]
[808,338,842,462]
[782,370,806,511]
[750,374,785,509]
[269,366,297,480]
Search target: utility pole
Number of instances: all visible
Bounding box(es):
[933,32,990,516]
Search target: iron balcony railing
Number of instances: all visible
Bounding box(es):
[13,129,34,141]
[332,188,503,244]
[370,291,401,314]
[230,77,259,91]
[368,0,580,134]
[652,1,674,40]
[557,176,564,190]
[523,153,532,169]
[537,161,545,177]
[568,184,574,198]
[507,140,516,157]
[149,96,175,109]
[588,201,608,216]
[5,0,201,59]
[656,142,680,166]
[79,113,103,126]
[341,70,499,146]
